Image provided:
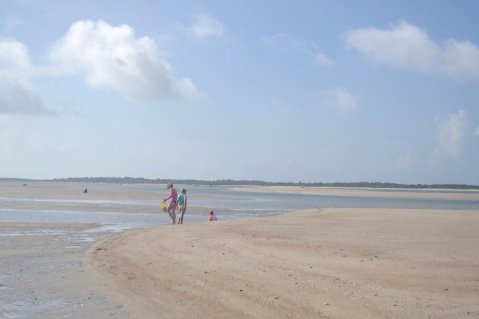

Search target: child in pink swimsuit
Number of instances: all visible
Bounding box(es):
[208,210,217,222]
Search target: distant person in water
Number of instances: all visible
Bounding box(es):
[208,210,217,222]
[163,183,177,224]
[177,188,188,224]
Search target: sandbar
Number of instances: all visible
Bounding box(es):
[232,185,479,201]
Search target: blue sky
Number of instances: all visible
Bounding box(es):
[1,0,478,184]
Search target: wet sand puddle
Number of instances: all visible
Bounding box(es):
[0,223,134,319]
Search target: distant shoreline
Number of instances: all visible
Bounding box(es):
[232,185,479,201]
[1,177,478,190]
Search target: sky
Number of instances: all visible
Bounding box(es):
[0,0,478,184]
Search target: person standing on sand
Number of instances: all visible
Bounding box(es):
[163,183,178,224]
[177,188,188,224]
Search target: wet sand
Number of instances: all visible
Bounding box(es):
[0,182,169,318]
[0,182,164,214]
[0,222,132,318]
[88,208,479,319]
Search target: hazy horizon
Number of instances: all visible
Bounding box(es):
[2,176,479,188]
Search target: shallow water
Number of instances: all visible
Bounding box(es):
[2,184,478,227]
[0,223,133,319]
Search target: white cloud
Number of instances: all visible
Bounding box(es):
[50,20,200,99]
[189,14,225,40]
[0,80,50,114]
[345,21,479,80]
[435,110,465,158]
[0,38,31,69]
[0,39,50,115]
[475,127,479,137]
[320,88,358,113]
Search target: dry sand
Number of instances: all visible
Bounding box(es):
[232,186,479,201]
[88,208,479,319]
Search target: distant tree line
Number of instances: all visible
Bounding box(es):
[1,177,478,190]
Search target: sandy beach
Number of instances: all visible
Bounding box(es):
[88,208,479,319]
[232,185,479,201]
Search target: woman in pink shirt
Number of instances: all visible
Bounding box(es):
[163,183,178,224]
